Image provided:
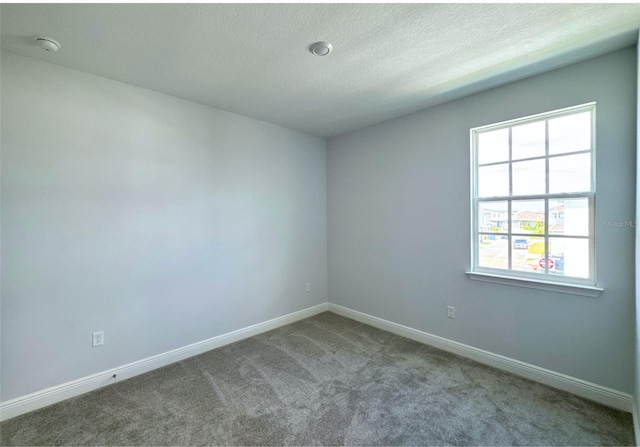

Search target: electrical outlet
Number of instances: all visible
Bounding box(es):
[306,282,311,292]
[92,331,104,347]
[447,306,455,319]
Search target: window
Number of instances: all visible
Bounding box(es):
[470,103,596,289]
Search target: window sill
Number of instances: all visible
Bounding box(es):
[465,271,603,297]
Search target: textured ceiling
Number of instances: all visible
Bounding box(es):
[1,3,639,137]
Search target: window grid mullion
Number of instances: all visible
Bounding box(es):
[544,119,550,275]
[508,127,513,270]
[477,148,592,168]
[477,192,593,202]
[479,232,589,239]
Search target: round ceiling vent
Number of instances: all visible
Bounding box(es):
[309,41,333,57]
[35,36,61,52]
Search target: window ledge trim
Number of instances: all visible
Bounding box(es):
[465,271,603,297]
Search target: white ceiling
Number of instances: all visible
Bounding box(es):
[1,3,639,137]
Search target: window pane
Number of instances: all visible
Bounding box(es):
[512,159,545,196]
[548,111,591,155]
[478,235,508,270]
[472,106,594,283]
[478,163,509,197]
[549,153,591,193]
[549,198,589,236]
[477,128,509,164]
[512,236,545,275]
[512,121,545,160]
[511,200,545,234]
[549,237,589,279]
[478,201,508,233]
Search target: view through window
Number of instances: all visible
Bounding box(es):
[471,104,595,284]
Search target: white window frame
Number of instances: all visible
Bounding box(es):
[467,103,602,297]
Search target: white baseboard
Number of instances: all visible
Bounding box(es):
[0,302,329,422]
[328,303,633,413]
[3,301,631,422]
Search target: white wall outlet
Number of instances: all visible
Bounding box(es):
[447,306,455,319]
[306,282,311,292]
[92,331,104,347]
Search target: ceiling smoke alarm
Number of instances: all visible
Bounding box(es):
[309,41,333,57]
[35,37,61,52]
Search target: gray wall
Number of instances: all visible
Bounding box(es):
[1,52,328,401]
[328,47,637,393]
[635,33,639,418]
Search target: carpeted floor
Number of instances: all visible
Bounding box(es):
[0,312,634,446]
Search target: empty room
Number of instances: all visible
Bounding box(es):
[1,3,639,446]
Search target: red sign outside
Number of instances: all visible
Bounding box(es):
[539,258,555,270]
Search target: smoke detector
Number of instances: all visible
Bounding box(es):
[309,41,333,57]
[35,37,61,52]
